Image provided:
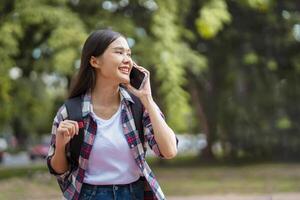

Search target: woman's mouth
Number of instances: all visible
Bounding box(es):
[118,66,130,75]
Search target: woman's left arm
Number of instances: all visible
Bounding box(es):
[141,95,178,159]
[124,64,177,159]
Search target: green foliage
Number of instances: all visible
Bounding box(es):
[195,0,231,39]
[266,59,277,71]
[241,0,274,12]
[199,0,300,160]
[0,0,86,140]
[243,52,259,65]
[276,116,292,130]
[0,12,23,129]
[151,0,193,132]
[16,0,87,75]
[11,78,55,135]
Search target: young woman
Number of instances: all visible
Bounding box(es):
[47,29,178,200]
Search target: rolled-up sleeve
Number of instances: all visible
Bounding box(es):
[46,105,71,181]
[142,104,178,158]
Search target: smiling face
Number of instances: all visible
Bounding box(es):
[90,36,133,85]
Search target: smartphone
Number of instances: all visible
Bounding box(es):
[130,63,147,90]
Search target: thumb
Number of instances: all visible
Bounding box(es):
[122,83,131,90]
[125,83,139,94]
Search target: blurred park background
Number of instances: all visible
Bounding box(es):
[0,0,300,199]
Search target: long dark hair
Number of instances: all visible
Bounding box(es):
[68,29,123,98]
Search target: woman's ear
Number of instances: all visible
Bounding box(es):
[90,56,102,69]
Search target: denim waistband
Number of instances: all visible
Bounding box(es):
[82,176,145,189]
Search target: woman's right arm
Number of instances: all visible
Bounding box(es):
[50,120,79,174]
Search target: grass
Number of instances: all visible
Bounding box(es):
[150,156,300,195]
[157,165,300,195]
[0,164,48,180]
[0,156,300,199]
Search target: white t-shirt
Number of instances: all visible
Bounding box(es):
[83,103,141,185]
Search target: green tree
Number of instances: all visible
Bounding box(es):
[0,0,86,144]
[189,0,300,160]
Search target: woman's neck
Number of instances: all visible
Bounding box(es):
[91,78,120,107]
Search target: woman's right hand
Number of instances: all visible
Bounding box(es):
[56,120,79,148]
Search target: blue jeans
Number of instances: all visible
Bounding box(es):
[79,177,144,200]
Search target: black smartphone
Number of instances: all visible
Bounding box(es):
[130,64,147,90]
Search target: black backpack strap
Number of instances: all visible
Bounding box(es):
[64,96,84,168]
[128,93,145,145]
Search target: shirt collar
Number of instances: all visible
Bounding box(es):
[82,86,135,118]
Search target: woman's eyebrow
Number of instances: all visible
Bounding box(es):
[112,46,131,52]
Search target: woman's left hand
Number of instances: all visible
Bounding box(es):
[123,64,153,104]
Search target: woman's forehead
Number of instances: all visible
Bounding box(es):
[109,37,130,50]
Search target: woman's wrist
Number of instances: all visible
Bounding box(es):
[140,95,155,110]
[55,141,66,154]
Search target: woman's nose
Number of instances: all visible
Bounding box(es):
[122,55,132,64]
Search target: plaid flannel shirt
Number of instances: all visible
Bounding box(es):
[47,87,175,200]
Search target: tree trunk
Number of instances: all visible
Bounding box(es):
[189,76,214,160]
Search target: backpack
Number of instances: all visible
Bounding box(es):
[64,93,144,168]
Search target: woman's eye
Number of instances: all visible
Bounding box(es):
[115,51,131,57]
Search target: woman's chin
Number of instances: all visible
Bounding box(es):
[119,76,130,84]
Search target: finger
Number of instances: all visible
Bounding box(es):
[136,67,150,78]
[125,84,134,93]
[59,128,70,137]
[143,71,150,79]
[127,83,139,93]
[135,65,148,73]
[67,120,79,135]
[132,61,138,67]
[60,125,71,136]
[59,121,72,129]
[61,124,75,138]
[64,130,71,138]
[68,124,76,138]
[64,121,77,136]
[124,83,132,90]
[75,122,79,135]
[142,69,150,76]
[135,66,145,71]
